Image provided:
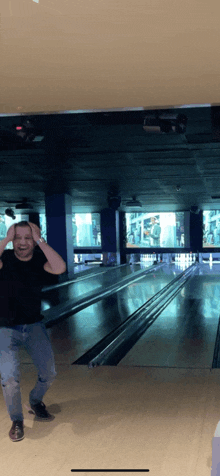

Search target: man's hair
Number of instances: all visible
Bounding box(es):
[14,221,32,232]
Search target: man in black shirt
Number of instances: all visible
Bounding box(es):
[0,221,66,442]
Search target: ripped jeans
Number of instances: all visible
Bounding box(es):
[0,322,57,422]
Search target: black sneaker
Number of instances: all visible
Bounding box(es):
[9,420,24,442]
[29,401,54,421]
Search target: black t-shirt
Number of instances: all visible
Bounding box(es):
[0,249,59,326]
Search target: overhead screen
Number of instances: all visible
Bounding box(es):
[126,212,190,249]
[203,210,220,248]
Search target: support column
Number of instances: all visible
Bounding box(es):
[100,209,127,266]
[45,193,74,279]
[190,209,203,252]
[42,115,74,280]
[29,212,40,229]
[119,211,127,265]
[101,208,121,266]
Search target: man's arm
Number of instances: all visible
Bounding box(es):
[0,237,10,258]
[37,241,66,274]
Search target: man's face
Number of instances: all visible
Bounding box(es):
[13,226,36,261]
[151,218,155,224]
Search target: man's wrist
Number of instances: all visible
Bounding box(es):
[36,238,46,245]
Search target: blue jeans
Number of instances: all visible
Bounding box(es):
[0,322,57,422]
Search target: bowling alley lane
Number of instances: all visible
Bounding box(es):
[42,261,153,308]
[118,263,220,368]
[44,262,185,364]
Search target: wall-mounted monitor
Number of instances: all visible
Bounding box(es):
[71,213,101,247]
[43,212,101,248]
[125,212,190,248]
[203,210,220,248]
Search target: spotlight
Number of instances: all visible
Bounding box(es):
[143,113,187,134]
[5,208,16,219]
[15,120,44,143]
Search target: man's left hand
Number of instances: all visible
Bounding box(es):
[28,222,42,243]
